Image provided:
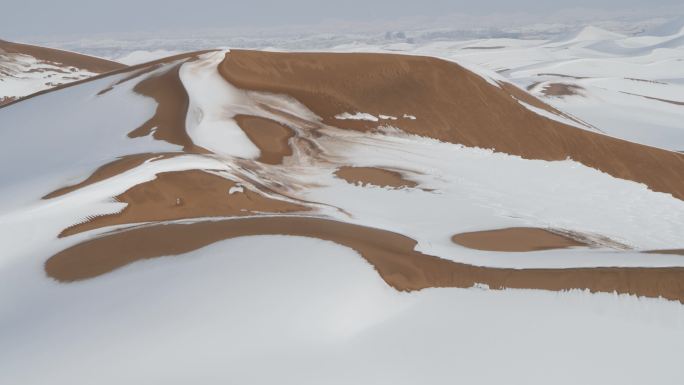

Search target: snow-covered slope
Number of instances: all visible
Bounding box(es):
[0,39,125,105]
[1,49,683,384]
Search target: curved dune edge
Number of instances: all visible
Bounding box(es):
[42,55,211,201]
[46,216,684,303]
[59,170,308,237]
[644,249,684,256]
[335,166,418,189]
[42,153,178,199]
[234,115,295,164]
[218,50,684,201]
[127,63,207,152]
[0,50,216,110]
[452,227,588,252]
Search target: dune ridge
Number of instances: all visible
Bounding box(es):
[219,50,684,201]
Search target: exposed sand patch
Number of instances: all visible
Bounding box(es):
[60,170,308,237]
[0,96,16,106]
[452,227,587,252]
[218,50,684,201]
[541,83,583,97]
[234,115,294,164]
[0,39,125,73]
[334,166,417,189]
[43,153,177,199]
[46,216,684,303]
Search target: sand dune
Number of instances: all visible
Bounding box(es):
[2,43,684,384]
[46,216,684,303]
[0,40,124,73]
[0,39,125,105]
[7,48,678,276]
[220,50,684,201]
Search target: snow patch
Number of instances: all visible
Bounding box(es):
[335,112,379,122]
[229,185,244,194]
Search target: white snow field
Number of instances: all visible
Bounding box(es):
[0,39,684,384]
[2,236,684,385]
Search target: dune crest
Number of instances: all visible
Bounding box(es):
[219,50,684,201]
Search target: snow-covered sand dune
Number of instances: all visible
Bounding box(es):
[337,22,684,151]
[0,39,125,105]
[1,45,684,384]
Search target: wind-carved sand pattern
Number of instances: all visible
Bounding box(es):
[46,217,684,303]
[24,49,684,308]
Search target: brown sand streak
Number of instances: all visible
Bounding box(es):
[46,216,684,303]
[644,249,684,256]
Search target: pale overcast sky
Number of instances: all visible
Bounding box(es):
[2,0,683,39]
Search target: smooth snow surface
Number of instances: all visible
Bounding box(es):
[1,236,683,384]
